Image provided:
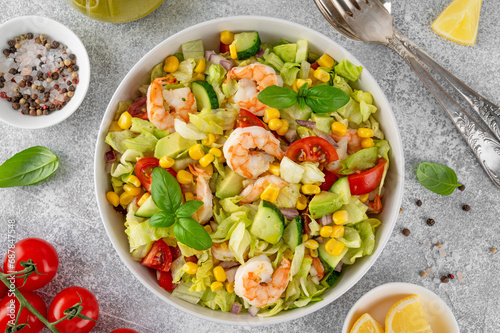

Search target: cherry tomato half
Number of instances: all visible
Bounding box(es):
[127,96,148,120]
[158,271,176,292]
[3,238,59,291]
[0,291,47,333]
[220,42,230,54]
[141,239,172,272]
[135,159,177,193]
[320,170,339,191]
[110,329,139,333]
[286,137,339,164]
[348,159,387,195]
[48,286,99,333]
[236,109,266,129]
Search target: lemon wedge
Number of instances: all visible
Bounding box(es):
[385,295,433,333]
[431,0,482,45]
[350,313,384,333]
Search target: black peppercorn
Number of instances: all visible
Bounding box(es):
[2,49,10,56]
[462,204,470,212]
[9,68,17,75]
[426,219,435,226]
[26,33,33,39]
[416,200,422,207]
[402,228,410,236]
[441,276,450,283]
[458,185,465,191]
[7,40,15,47]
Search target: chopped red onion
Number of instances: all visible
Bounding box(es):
[248,306,259,317]
[284,128,298,143]
[204,50,217,61]
[225,267,238,283]
[255,47,265,58]
[315,237,324,244]
[313,129,338,147]
[205,50,234,71]
[219,59,234,71]
[219,261,239,269]
[231,302,242,314]
[318,214,333,226]
[279,208,299,220]
[105,150,116,162]
[296,119,316,128]
[334,262,343,272]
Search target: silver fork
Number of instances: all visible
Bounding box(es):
[314,0,500,189]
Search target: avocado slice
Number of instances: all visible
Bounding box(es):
[215,167,245,199]
[309,191,343,219]
[154,132,197,159]
[311,113,334,134]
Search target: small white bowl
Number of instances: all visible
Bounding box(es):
[0,16,90,129]
[342,282,460,332]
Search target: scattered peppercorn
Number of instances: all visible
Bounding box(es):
[402,228,411,237]
[462,204,470,212]
[399,208,403,214]
[426,218,435,226]
[491,248,497,253]
[458,184,465,191]
[441,276,450,283]
[416,200,422,207]
[420,271,427,278]
[436,242,442,248]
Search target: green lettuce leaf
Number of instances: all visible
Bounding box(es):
[190,256,214,292]
[280,156,305,184]
[332,74,353,95]
[171,280,204,304]
[105,130,134,154]
[228,222,251,264]
[276,184,301,209]
[200,288,236,312]
[121,131,158,153]
[301,162,325,184]
[335,59,363,81]
[280,62,300,86]
[124,221,174,252]
[337,226,361,248]
[173,58,197,84]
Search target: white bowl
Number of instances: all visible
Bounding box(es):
[0,16,90,129]
[94,16,404,325]
[342,282,460,332]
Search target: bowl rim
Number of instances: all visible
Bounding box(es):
[0,15,90,129]
[94,15,405,326]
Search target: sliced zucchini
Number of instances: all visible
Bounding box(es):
[191,81,218,110]
[318,243,348,271]
[232,32,261,60]
[283,216,303,253]
[321,270,342,288]
[250,200,285,245]
[135,196,161,218]
[329,177,351,205]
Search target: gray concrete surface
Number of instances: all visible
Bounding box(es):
[1,0,499,332]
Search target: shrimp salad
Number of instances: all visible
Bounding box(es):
[104,30,391,317]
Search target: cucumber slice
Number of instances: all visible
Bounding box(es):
[191,81,218,110]
[283,216,303,253]
[135,196,161,218]
[321,270,341,288]
[232,32,261,60]
[329,177,351,205]
[250,200,285,245]
[318,243,348,271]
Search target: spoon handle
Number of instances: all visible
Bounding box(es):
[385,35,500,189]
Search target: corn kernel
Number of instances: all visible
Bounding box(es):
[317,53,335,68]
[123,184,142,197]
[332,210,349,225]
[137,192,150,207]
[325,238,345,256]
[108,121,123,132]
[304,239,319,250]
[213,266,227,282]
[309,248,318,258]
[263,108,280,123]
[296,194,308,210]
[119,192,134,206]
[118,111,132,129]
[193,73,205,81]
[304,254,312,260]
[210,281,224,292]
[361,138,375,149]
[284,248,294,261]
[276,119,289,136]
[106,191,120,207]
[199,153,215,167]
[184,192,195,201]
[183,262,198,275]
[202,133,217,146]
[159,156,175,169]
[331,121,347,137]
[126,175,141,188]
[225,282,235,293]
[208,147,222,157]
[204,225,213,233]
[268,118,283,131]
[301,184,321,195]
[357,128,374,138]
[320,226,333,238]
[218,155,226,164]
[220,31,235,45]
[302,234,309,243]
[260,183,281,203]
[189,144,205,160]
[314,68,330,83]
[194,59,206,73]
[177,170,193,184]
[359,193,369,203]
[163,55,179,73]
[268,162,280,176]
[291,80,299,93]
[229,44,237,59]
[331,225,345,238]
[295,78,312,90]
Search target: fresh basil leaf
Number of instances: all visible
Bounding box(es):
[151,167,182,212]
[149,211,176,228]
[416,162,461,196]
[257,85,297,110]
[297,81,309,97]
[174,217,213,250]
[176,200,204,218]
[305,85,350,113]
[0,146,58,188]
[297,96,306,110]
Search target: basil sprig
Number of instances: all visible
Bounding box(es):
[0,146,59,188]
[149,167,212,250]
[257,84,349,113]
[416,162,462,196]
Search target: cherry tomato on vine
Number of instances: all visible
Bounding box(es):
[127,96,148,120]
[110,329,139,333]
[0,291,47,333]
[140,239,172,272]
[48,286,99,333]
[286,137,339,164]
[3,238,59,291]
[0,268,7,298]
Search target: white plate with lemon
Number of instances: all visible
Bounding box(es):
[342,282,459,333]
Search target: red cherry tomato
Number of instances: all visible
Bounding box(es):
[220,42,230,54]
[141,239,172,272]
[348,159,387,195]
[135,159,177,193]
[0,291,47,333]
[286,137,339,164]
[158,271,176,292]
[320,170,339,191]
[236,109,266,129]
[169,246,182,261]
[3,238,58,291]
[0,268,7,298]
[127,96,148,120]
[48,286,99,333]
[110,329,139,333]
